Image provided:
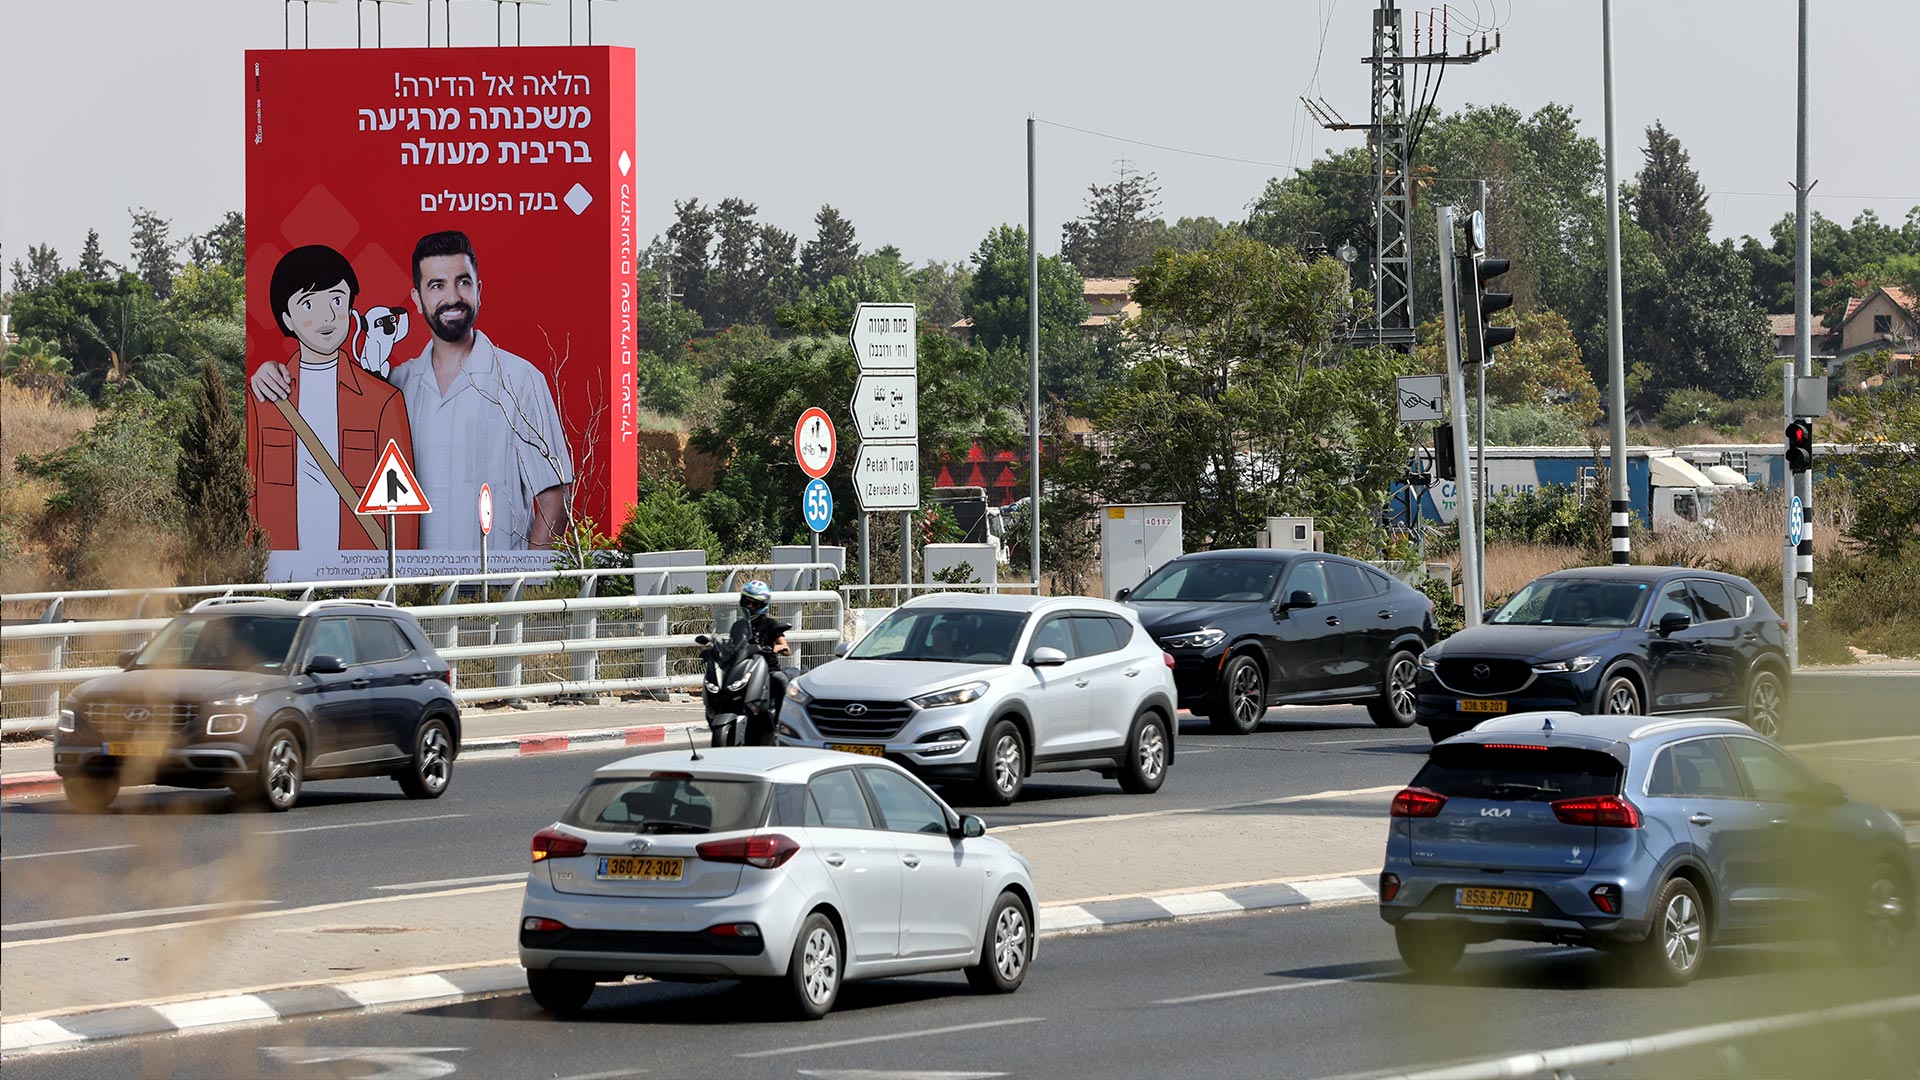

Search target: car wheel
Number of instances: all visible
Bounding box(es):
[1745,670,1786,738]
[784,912,842,1020]
[1118,712,1169,794]
[526,969,596,1015]
[1596,671,1642,716]
[1632,876,1707,985]
[1209,656,1266,735]
[1394,924,1464,977]
[1368,649,1420,728]
[973,720,1026,805]
[237,725,304,812]
[62,776,119,813]
[966,891,1033,993]
[398,718,454,799]
[1846,860,1911,966]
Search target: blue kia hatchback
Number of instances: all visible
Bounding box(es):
[1379,713,1912,984]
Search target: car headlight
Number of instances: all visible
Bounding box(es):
[1533,655,1602,675]
[58,708,77,733]
[206,713,249,736]
[911,682,990,708]
[725,674,751,692]
[1417,653,1439,672]
[786,682,813,705]
[915,727,970,755]
[209,693,258,707]
[1160,628,1227,650]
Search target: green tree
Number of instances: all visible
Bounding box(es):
[1060,165,1163,277]
[962,224,1088,354]
[175,360,267,584]
[799,204,859,289]
[187,210,246,275]
[19,386,181,585]
[1626,121,1713,251]
[128,207,177,300]
[9,243,63,291]
[0,335,73,394]
[908,259,971,332]
[666,198,715,318]
[617,480,721,561]
[78,230,112,281]
[1836,371,1920,560]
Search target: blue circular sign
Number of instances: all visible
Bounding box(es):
[802,478,834,533]
[1788,496,1804,546]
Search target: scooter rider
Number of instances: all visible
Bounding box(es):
[737,580,792,711]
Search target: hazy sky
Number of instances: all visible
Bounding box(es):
[5,0,1918,285]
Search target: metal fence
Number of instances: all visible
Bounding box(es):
[0,564,844,734]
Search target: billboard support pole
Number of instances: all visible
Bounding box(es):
[859,513,870,588]
[386,512,398,581]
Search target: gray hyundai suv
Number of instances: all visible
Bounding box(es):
[775,594,1179,805]
[54,597,460,812]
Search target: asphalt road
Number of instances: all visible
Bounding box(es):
[0,705,1424,936]
[10,888,1915,1080]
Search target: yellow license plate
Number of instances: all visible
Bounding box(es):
[1458,699,1508,714]
[596,856,684,881]
[828,743,884,757]
[105,741,169,757]
[1457,887,1535,912]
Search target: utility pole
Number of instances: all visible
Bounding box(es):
[1787,0,1815,666]
[1602,0,1631,565]
[1438,206,1483,627]
[1028,116,1043,591]
[1474,179,1488,589]
[1302,0,1500,353]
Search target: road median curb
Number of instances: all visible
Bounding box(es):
[0,871,1383,1056]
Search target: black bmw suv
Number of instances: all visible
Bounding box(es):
[1414,566,1791,743]
[1121,550,1436,733]
[54,598,460,812]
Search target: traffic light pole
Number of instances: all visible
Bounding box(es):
[1787,0,1814,667]
[1602,0,1631,567]
[1438,206,1483,628]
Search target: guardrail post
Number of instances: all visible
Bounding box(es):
[499,578,526,696]
[570,572,598,694]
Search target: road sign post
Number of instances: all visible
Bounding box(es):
[849,303,921,588]
[356,440,431,581]
[479,483,493,602]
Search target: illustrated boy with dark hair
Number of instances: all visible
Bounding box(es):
[246,244,418,551]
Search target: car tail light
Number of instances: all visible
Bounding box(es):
[704,922,762,938]
[1163,651,1177,669]
[697,833,800,869]
[522,916,567,932]
[1390,787,1447,818]
[1589,884,1623,914]
[1552,795,1642,828]
[430,667,454,687]
[1379,872,1402,902]
[1482,744,1549,751]
[531,827,588,862]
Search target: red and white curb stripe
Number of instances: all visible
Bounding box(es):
[0,721,709,801]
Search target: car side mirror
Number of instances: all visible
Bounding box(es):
[1811,781,1847,807]
[306,654,347,676]
[832,642,850,658]
[953,814,987,839]
[117,647,141,669]
[1284,590,1316,611]
[1115,587,1132,602]
[1657,612,1691,636]
[1482,608,1498,623]
[1029,646,1069,667]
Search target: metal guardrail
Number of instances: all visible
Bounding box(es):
[1,564,844,734]
[839,580,1042,609]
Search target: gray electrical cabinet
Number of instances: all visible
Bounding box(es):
[1264,516,1317,551]
[1100,503,1184,599]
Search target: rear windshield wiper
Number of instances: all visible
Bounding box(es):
[636,821,709,834]
[1489,781,1561,797]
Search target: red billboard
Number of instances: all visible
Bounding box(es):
[244,46,637,581]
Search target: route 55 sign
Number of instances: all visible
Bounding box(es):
[802,477,833,533]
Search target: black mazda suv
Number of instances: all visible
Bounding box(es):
[54,598,460,812]
[1121,550,1436,733]
[1414,566,1790,743]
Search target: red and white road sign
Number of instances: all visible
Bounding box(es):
[355,439,433,515]
[795,407,837,479]
[479,483,493,536]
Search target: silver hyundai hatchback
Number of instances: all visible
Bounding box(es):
[777,594,1179,804]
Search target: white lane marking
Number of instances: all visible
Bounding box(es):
[1155,973,1392,1005]
[372,872,526,892]
[2,883,519,950]
[340,973,468,1007]
[1293,877,1378,903]
[1037,904,1103,931]
[154,993,278,1029]
[0,1018,84,1052]
[552,1070,651,1080]
[256,813,468,836]
[1,843,137,861]
[265,1046,465,1080]
[1306,737,1425,746]
[1153,890,1244,917]
[799,1072,1006,1079]
[737,1017,1044,1059]
[5,958,519,1024]
[994,784,1402,833]
[2,900,279,933]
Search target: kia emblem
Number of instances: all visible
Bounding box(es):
[845,703,868,717]
[125,707,150,723]
[1473,664,1491,681]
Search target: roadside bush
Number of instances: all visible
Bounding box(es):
[1486,405,1588,446]
[1483,484,1588,547]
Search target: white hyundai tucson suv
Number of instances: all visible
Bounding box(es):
[776,594,1179,804]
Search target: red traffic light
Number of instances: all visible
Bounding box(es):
[1784,421,1813,473]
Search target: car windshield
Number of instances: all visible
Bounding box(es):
[845,608,1028,664]
[565,775,770,835]
[1414,744,1623,802]
[1489,579,1650,627]
[134,615,301,672]
[1129,560,1284,603]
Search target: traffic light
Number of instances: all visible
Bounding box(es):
[1460,253,1516,365]
[1435,423,1457,482]
[1785,420,1814,473]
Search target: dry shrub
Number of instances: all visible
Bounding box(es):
[0,385,96,593]
[0,382,96,471]
[1483,543,1585,603]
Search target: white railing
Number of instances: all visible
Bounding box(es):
[0,564,844,734]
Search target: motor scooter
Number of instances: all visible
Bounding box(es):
[695,620,777,746]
